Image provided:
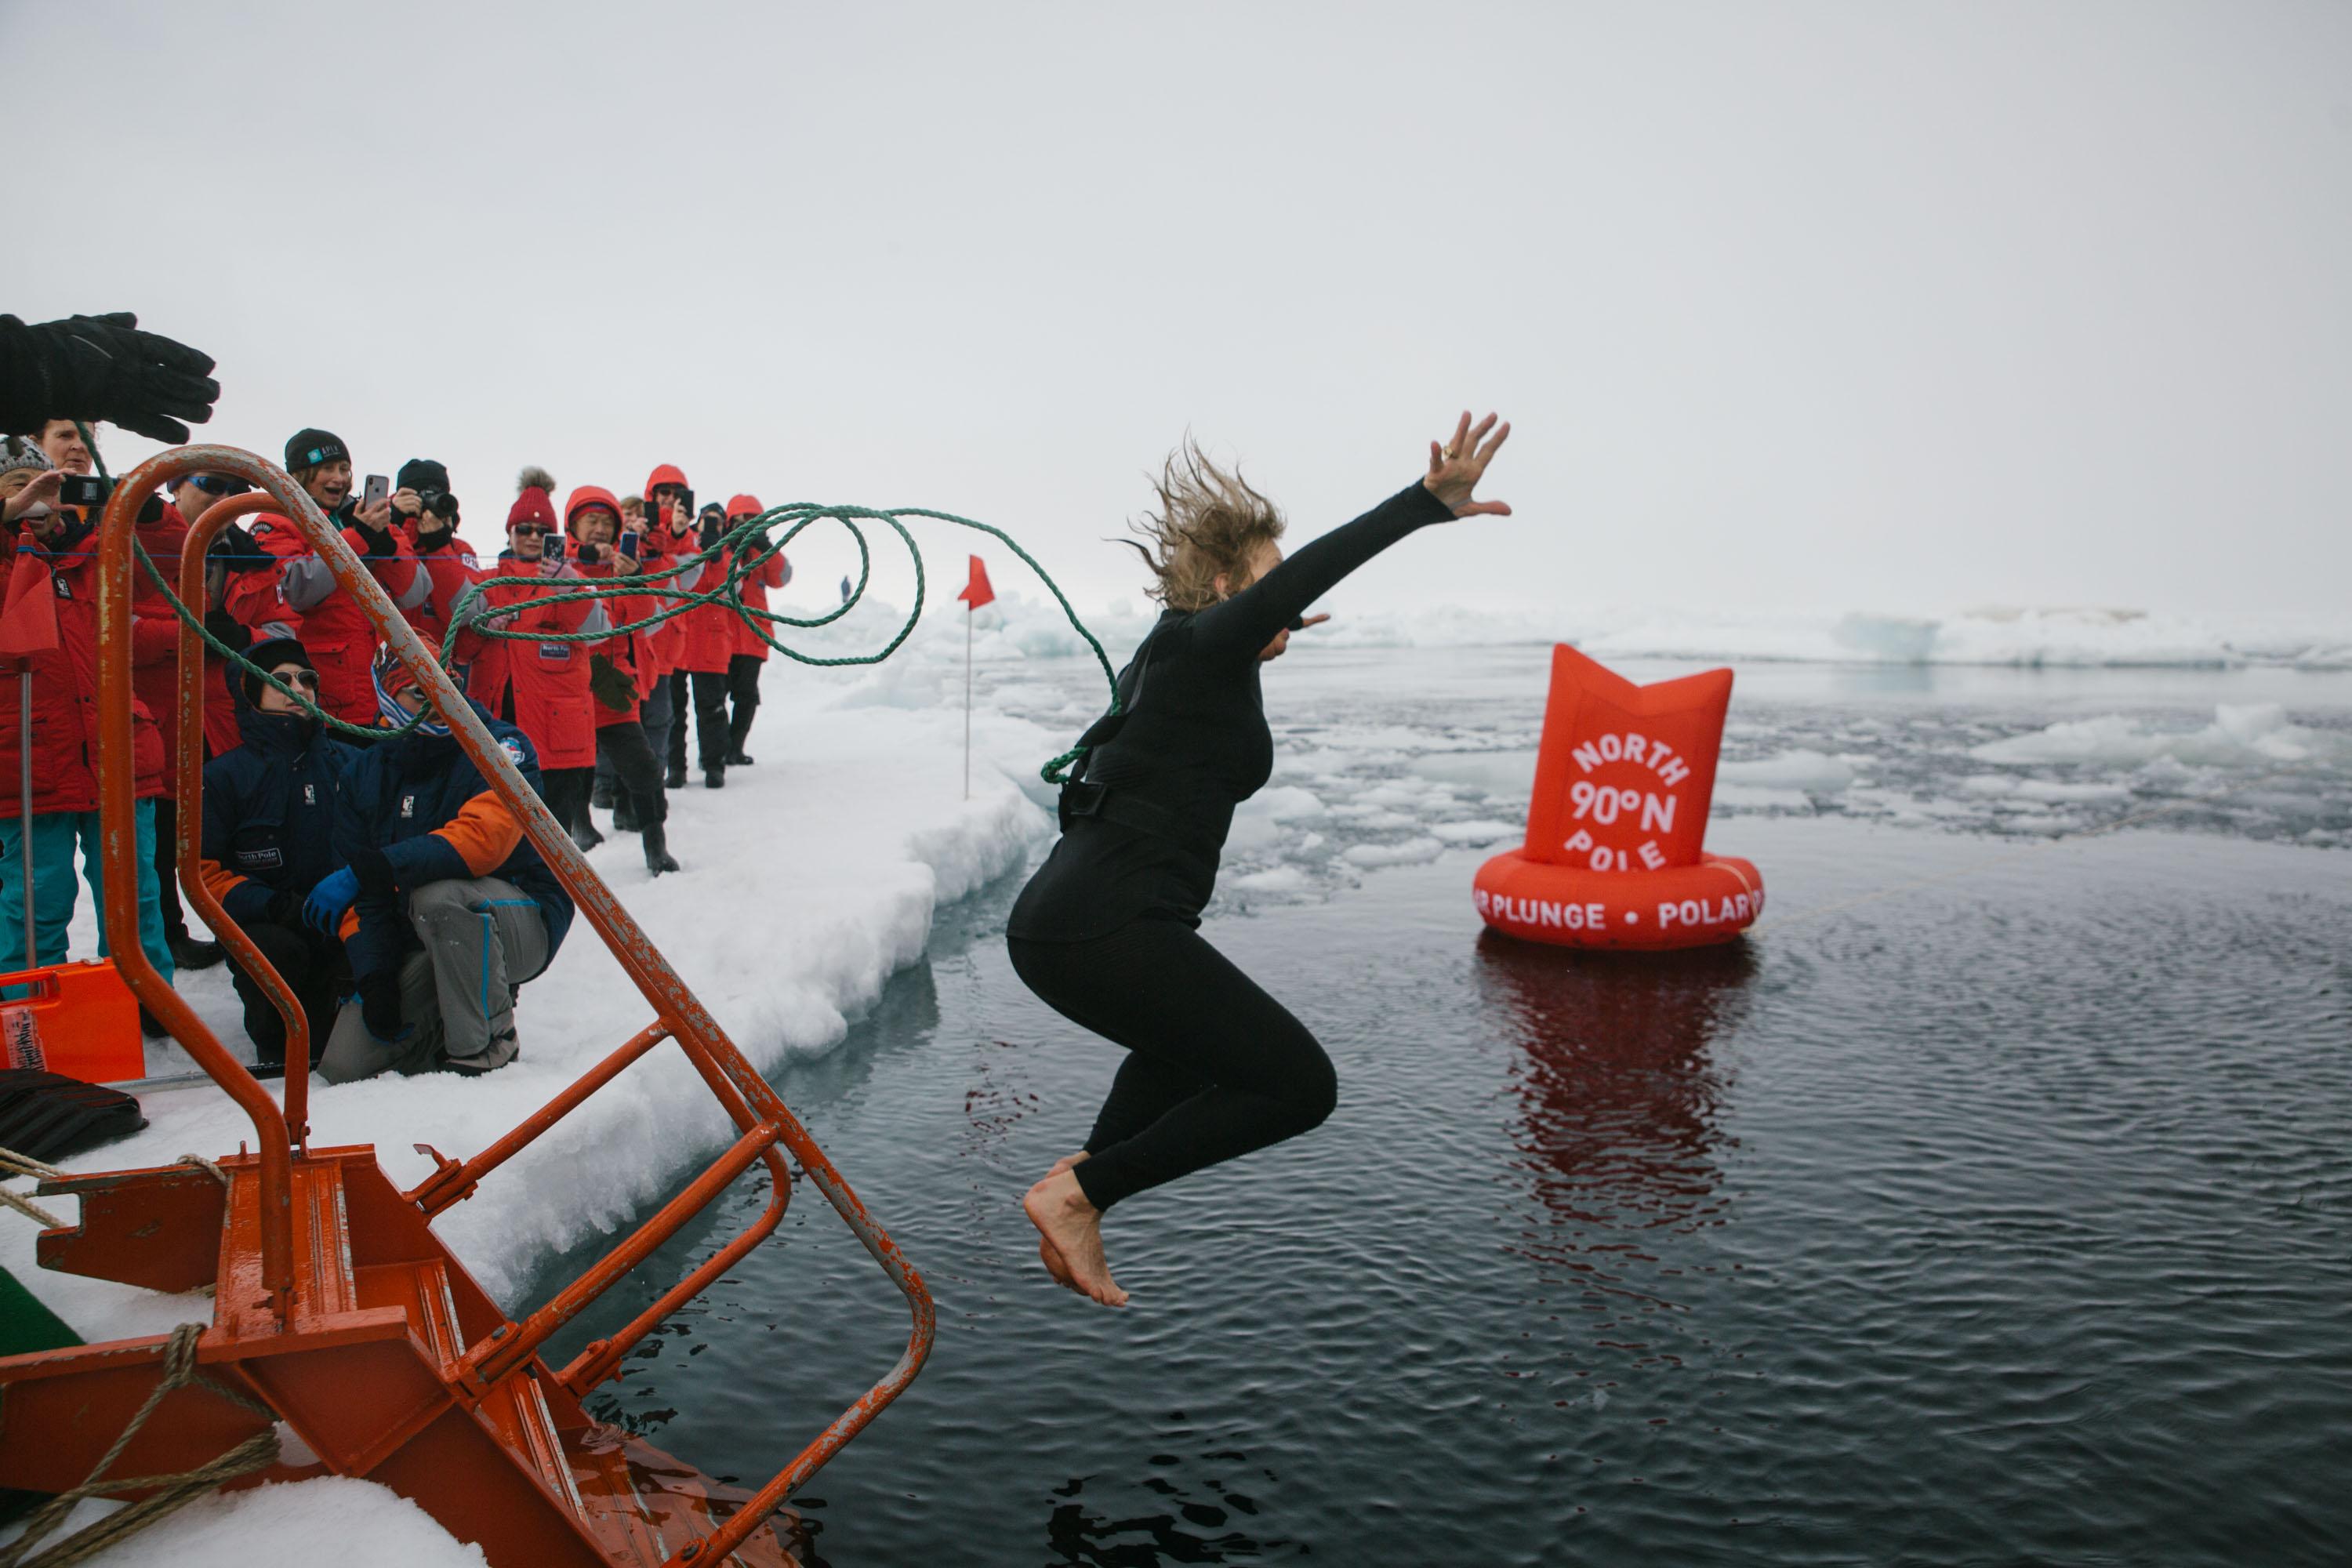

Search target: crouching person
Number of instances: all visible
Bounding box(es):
[198,637,358,1073]
[309,648,575,1082]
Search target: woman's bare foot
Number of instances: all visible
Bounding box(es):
[1047,1149,1091,1178]
[1037,1236,1080,1291]
[1022,1169,1126,1307]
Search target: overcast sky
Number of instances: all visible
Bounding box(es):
[9,1,2347,621]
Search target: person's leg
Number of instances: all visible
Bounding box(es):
[598,720,675,873]
[0,812,80,978]
[79,805,175,984]
[227,918,314,1067]
[725,653,762,762]
[319,952,441,1084]
[543,765,597,849]
[405,877,549,1069]
[690,670,730,783]
[662,672,690,782]
[153,797,187,942]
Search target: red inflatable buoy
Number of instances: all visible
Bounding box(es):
[1474,646,1764,950]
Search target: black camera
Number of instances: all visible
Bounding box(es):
[416,488,459,521]
[59,475,112,509]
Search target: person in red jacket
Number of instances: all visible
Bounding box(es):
[244,427,434,724]
[641,463,696,789]
[0,437,176,993]
[165,471,258,759]
[434,470,603,848]
[718,492,790,767]
[130,480,232,972]
[387,457,478,658]
[673,500,746,790]
[564,485,679,874]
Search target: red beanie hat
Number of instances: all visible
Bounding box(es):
[509,465,558,531]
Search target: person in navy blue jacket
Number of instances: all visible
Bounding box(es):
[305,647,575,1081]
[198,637,360,1074]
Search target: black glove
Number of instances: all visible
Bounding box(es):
[213,521,275,575]
[347,846,397,898]
[413,514,453,552]
[264,887,302,927]
[574,541,601,567]
[22,313,220,445]
[589,652,638,713]
[357,521,396,557]
[358,971,411,1044]
[204,603,252,652]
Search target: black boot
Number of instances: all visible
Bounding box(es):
[169,931,226,971]
[642,822,680,874]
[665,762,687,789]
[703,768,725,789]
[590,778,615,810]
[727,751,755,767]
[570,815,604,851]
[612,797,641,833]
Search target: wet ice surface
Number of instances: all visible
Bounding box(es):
[981,647,2352,913]
[539,814,2352,1567]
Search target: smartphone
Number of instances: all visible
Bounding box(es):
[677,488,695,522]
[542,534,566,565]
[618,529,641,560]
[362,474,390,511]
[59,475,111,509]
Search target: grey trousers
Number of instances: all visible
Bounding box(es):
[319,877,551,1083]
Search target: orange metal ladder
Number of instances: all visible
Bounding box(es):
[0,446,934,1566]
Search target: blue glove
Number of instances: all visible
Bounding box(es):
[303,866,361,934]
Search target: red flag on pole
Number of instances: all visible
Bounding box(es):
[0,546,60,666]
[956,554,996,611]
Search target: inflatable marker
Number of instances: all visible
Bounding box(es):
[1475,646,1763,950]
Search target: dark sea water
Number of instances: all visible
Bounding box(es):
[539,815,2352,1567]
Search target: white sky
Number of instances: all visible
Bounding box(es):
[9,1,2348,620]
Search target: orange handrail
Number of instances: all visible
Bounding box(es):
[94,445,935,1549]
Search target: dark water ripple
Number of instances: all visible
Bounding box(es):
[532,818,2352,1566]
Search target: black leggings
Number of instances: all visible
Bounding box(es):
[227,917,348,1068]
[1009,920,1336,1211]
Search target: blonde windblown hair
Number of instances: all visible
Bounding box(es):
[1122,439,1286,613]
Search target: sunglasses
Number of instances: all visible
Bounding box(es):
[270,668,321,688]
[512,524,550,536]
[189,474,252,496]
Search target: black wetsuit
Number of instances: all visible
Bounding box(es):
[1007,479,1454,1210]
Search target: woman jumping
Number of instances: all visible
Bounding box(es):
[1008,412,1513,1305]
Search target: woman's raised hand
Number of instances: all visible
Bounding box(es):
[1423,411,1512,518]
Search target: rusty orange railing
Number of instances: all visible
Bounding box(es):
[93,446,934,1565]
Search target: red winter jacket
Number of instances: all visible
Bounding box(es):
[435,554,601,771]
[132,503,245,789]
[0,517,169,815]
[640,463,695,677]
[398,518,486,659]
[249,506,433,724]
[724,494,791,662]
[563,486,660,729]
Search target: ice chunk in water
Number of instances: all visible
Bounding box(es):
[1341,837,1446,866]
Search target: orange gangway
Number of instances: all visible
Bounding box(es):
[0,446,933,1567]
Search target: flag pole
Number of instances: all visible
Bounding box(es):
[963,606,973,801]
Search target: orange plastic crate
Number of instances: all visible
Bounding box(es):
[0,960,145,1083]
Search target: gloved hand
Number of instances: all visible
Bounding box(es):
[24,313,220,445]
[589,652,638,713]
[303,866,361,934]
[574,540,601,567]
[358,971,412,1044]
[213,521,275,575]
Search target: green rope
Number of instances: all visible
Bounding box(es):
[72,425,1119,778]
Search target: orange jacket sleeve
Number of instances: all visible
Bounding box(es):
[430,789,525,876]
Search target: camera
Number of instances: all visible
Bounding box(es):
[59,475,112,509]
[416,488,459,521]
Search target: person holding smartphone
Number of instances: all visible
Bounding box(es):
[240,428,434,724]
[639,464,697,789]
[564,485,679,873]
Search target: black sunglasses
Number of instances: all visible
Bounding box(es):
[512,524,550,535]
[190,474,252,496]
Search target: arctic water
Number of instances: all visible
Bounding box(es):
[536,648,2351,1566]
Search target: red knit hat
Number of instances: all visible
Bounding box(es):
[725,492,763,520]
[509,465,558,531]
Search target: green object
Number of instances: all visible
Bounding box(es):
[0,1262,82,1357]
[75,422,1122,779]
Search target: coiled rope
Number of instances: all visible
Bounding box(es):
[74,426,1121,781]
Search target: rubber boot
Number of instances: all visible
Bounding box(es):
[642,823,680,875]
[665,763,687,790]
[591,778,615,810]
[570,808,604,852]
[612,797,641,833]
[703,768,725,790]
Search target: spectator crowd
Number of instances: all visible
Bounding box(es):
[1,416,789,1081]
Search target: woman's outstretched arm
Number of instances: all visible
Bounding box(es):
[1192,412,1512,659]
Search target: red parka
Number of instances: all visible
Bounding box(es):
[0,516,169,815]
[562,486,662,729]
[724,493,790,662]
[133,502,243,789]
[248,506,433,724]
[639,463,696,678]
[432,552,602,771]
